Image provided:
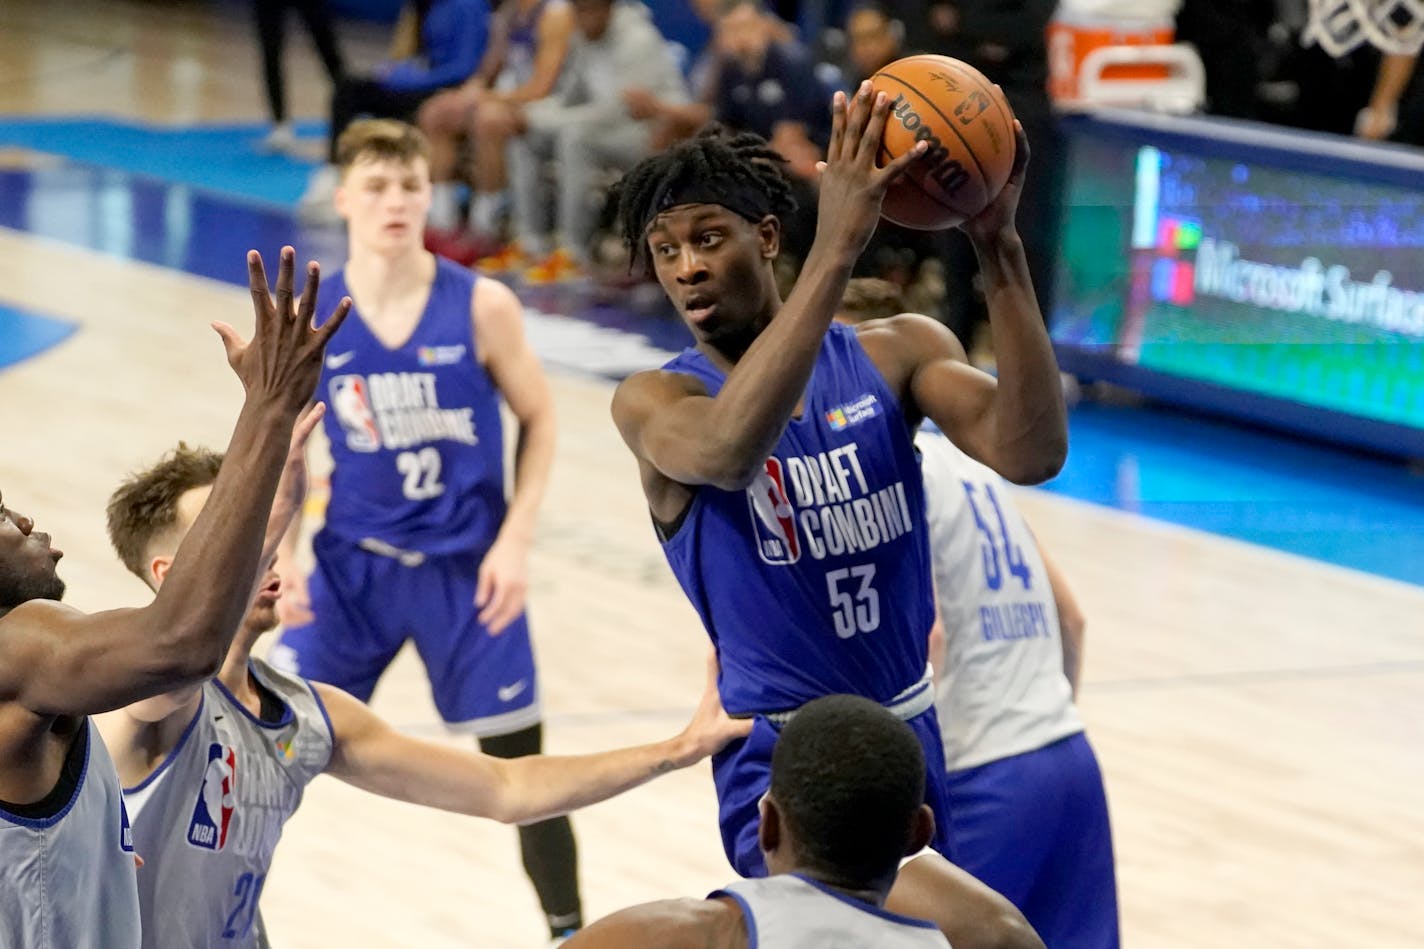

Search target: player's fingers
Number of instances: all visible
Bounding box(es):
[841,81,874,163]
[316,297,353,343]
[474,564,494,609]
[1008,118,1030,179]
[296,260,321,326]
[855,90,892,167]
[875,139,929,186]
[274,246,297,320]
[211,321,247,359]
[826,89,847,162]
[292,402,326,448]
[246,250,272,313]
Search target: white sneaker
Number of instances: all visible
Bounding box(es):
[297,165,343,226]
[259,122,298,155]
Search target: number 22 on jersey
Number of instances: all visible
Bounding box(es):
[397,446,445,500]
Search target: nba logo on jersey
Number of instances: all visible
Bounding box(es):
[329,374,381,453]
[187,743,236,851]
[747,459,800,565]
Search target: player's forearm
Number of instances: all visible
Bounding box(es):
[1371,54,1417,109]
[703,251,855,480]
[489,734,699,825]
[499,409,555,542]
[147,396,299,677]
[969,230,1066,483]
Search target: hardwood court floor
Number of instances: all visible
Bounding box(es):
[1,2,1422,946]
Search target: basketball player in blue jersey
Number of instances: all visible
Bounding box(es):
[607,83,1064,946]
[565,695,959,949]
[0,246,348,947]
[839,278,1119,948]
[100,441,747,949]
[267,118,584,941]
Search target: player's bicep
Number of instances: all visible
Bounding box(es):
[910,356,998,461]
[0,601,205,716]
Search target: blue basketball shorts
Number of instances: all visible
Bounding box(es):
[943,732,1119,949]
[270,531,540,737]
[710,705,957,878]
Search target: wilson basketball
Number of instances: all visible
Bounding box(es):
[870,54,1017,230]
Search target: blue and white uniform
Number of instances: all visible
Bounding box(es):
[660,323,953,876]
[711,874,950,948]
[272,257,539,736]
[0,720,142,948]
[919,428,1119,948]
[123,660,333,948]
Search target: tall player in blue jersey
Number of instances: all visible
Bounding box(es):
[608,84,1066,945]
[268,118,582,941]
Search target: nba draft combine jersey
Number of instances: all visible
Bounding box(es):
[318,256,506,556]
[123,660,333,949]
[273,257,540,733]
[660,323,954,876]
[918,428,1119,949]
[0,719,141,948]
[712,876,950,949]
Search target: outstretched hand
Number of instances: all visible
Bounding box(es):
[680,649,753,762]
[213,247,352,412]
[959,116,1030,243]
[814,80,928,258]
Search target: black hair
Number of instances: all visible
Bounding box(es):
[612,124,798,274]
[769,694,926,884]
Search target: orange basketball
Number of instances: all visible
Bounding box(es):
[869,55,1017,231]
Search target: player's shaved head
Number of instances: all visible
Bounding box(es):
[768,694,927,886]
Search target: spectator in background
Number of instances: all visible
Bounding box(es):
[252,0,346,154]
[419,0,577,253]
[842,0,905,83]
[481,0,691,283]
[298,0,490,220]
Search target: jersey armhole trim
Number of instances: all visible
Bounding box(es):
[0,719,92,829]
[305,678,337,773]
[706,889,757,949]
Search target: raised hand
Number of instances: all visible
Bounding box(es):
[814,80,928,258]
[212,247,352,413]
[960,117,1030,243]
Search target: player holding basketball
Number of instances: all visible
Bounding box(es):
[267,118,584,941]
[607,81,1063,947]
[0,247,346,947]
[99,440,746,949]
[838,279,1119,947]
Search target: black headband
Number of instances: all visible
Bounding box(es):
[645,175,774,233]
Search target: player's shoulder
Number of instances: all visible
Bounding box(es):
[853,313,969,362]
[612,368,711,422]
[567,897,747,949]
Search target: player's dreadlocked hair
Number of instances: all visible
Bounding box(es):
[612,125,798,274]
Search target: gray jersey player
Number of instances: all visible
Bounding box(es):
[0,247,346,948]
[564,695,1040,949]
[99,443,749,948]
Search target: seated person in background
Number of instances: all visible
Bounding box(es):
[419,0,576,250]
[299,0,490,220]
[564,695,1041,949]
[481,0,691,283]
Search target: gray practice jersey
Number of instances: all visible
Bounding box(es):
[917,429,1083,771]
[123,659,333,948]
[712,875,951,948]
[0,718,142,948]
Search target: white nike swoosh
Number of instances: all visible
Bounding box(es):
[497,681,527,702]
[326,351,356,369]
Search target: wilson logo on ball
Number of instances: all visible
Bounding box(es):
[889,94,971,195]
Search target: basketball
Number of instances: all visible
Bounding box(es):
[869,54,1017,230]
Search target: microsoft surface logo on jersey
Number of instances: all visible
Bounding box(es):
[417,344,467,366]
[1151,216,1202,306]
[747,458,800,564]
[825,394,880,431]
[187,743,237,851]
[329,374,381,453]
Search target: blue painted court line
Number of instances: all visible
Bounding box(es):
[0,305,78,369]
[0,138,1420,587]
[0,117,323,208]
